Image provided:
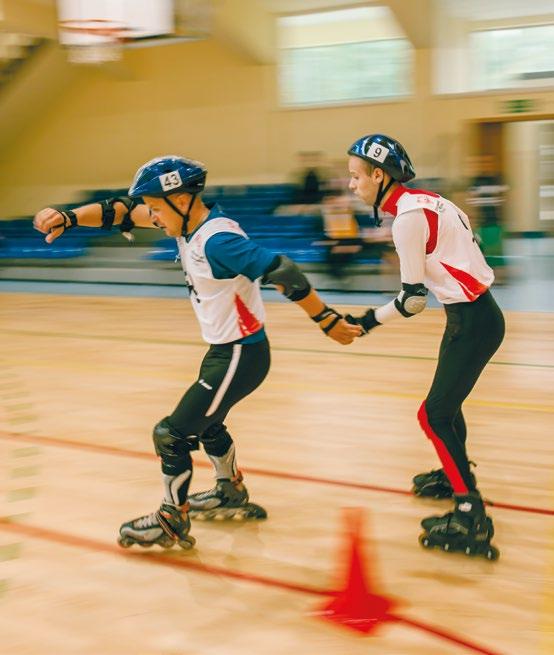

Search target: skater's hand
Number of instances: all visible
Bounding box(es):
[33,207,73,244]
[344,308,380,336]
[320,314,361,345]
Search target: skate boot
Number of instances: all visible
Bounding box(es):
[418,492,499,560]
[412,464,476,499]
[188,472,267,521]
[118,502,196,550]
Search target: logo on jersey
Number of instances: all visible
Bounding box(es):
[160,170,183,192]
[367,142,389,163]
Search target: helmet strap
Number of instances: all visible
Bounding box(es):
[164,194,197,236]
[372,176,395,227]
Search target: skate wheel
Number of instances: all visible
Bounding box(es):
[465,546,472,555]
[443,543,450,551]
[244,504,267,520]
[160,541,175,549]
[138,542,154,548]
[117,537,133,549]
[486,546,500,561]
[418,534,431,549]
[177,536,196,550]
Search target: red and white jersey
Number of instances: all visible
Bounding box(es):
[377,185,493,319]
[176,217,265,344]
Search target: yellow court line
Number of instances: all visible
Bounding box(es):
[3,356,552,415]
[1,327,552,369]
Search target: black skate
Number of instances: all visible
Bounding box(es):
[188,472,267,521]
[118,502,196,550]
[412,465,476,499]
[418,493,499,560]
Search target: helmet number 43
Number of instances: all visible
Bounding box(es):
[160,171,183,192]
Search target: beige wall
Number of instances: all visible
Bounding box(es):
[0,34,553,218]
[505,122,540,232]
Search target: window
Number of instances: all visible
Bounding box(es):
[278,7,412,107]
[470,24,554,91]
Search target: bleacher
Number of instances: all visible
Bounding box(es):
[1,180,449,266]
[143,183,335,264]
[0,219,97,260]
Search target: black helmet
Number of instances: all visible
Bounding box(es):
[348,134,415,182]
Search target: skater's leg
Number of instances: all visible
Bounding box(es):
[118,417,197,550]
[417,293,504,495]
[187,421,266,520]
[185,340,270,521]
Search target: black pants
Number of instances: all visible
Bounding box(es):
[417,291,505,494]
[161,338,271,497]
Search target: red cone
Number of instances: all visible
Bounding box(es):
[315,508,398,634]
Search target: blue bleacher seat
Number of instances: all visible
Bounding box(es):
[0,219,89,259]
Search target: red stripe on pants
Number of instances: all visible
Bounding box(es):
[417,401,469,494]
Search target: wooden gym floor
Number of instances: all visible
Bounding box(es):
[0,292,552,655]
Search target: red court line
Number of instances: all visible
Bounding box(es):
[1,430,553,517]
[0,517,505,655]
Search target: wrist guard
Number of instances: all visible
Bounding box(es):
[51,208,78,233]
[311,305,343,334]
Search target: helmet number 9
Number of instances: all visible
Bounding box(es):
[367,142,389,163]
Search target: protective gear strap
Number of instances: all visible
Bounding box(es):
[311,306,335,322]
[311,305,343,335]
[373,177,395,226]
[321,315,342,334]
[153,418,199,460]
[163,193,196,236]
[394,283,428,317]
[261,255,312,301]
[50,208,78,234]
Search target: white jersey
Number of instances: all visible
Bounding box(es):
[376,185,494,323]
[176,216,266,344]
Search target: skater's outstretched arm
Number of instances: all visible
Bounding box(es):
[204,234,361,345]
[33,197,155,244]
[261,254,361,344]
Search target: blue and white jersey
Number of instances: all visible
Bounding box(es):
[176,205,275,345]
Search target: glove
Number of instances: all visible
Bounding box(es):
[344,308,381,335]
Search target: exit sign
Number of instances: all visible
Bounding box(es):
[502,99,535,114]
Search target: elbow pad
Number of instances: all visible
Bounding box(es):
[394,283,428,317]
[261,255,312,301]
[100,196,136,232]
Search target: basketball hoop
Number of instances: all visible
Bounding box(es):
[56,1,212,62]
[58,19,130,64]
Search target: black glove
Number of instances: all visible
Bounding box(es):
[344,308,381,335]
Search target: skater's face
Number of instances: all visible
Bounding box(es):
[348,156,385,206]
[143,193,190,237]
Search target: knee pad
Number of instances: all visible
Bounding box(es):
[153,418,199,460]
[200,422,233,457]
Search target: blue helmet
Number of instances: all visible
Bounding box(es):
[348,134,415,182]
[128,155,207,199]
